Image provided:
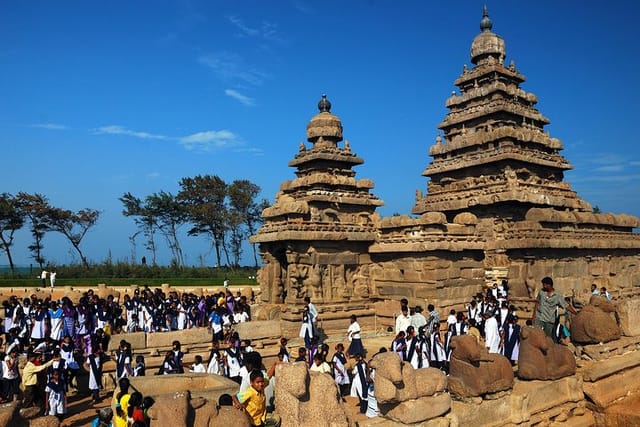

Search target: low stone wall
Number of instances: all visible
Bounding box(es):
[127,373,238,402]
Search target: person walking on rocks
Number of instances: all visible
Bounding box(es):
[532,276,577,338]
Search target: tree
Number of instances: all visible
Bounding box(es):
[16,192,52,269]
[178,175,228,268]
[145,191,188,267]
[47,207,100,268]
[227,180,269,267]
[0,193,25,275]
[120,192,159,266]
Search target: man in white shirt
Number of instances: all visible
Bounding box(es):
[395,306,412,334]
[484,312,500,354]
[410,306,427,331]
[49,269,57,288]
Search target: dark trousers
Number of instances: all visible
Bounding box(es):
[2,377,20,400]
[92,388,100,402]
[23,385,42,408]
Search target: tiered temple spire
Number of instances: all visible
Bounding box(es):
[413,7,591,217]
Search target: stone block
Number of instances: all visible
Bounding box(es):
[145,327,212,348]
[128,373,238,403]
[108,331,147,352]
[583,363,640,408]
[233,320,281,340]
[452,398,513,427]
[617,297,640,337]
[581,351,640,382]
[513,376,584,418]
[380,394,451,424]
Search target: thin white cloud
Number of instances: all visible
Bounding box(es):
[180,130,240,152]
[95,125,168,140]
[32,123,69,130]
[234,147,264,155]
[198,52,268,86]
[147,172,161,179]
[225,89,256,106]
[593,165,625,173]
[227,16,284,43]
[228,16,259,37]
[92,124,262,155]
[292,1,314,15]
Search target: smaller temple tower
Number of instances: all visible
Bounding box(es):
[251,95,383,312]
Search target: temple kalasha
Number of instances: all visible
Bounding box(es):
[251,7,640,337]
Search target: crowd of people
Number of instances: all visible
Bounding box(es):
[0,276,587,426]
[0,285,255,424]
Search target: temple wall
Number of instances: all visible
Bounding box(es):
[505,249,640,305]
[370,251,485,311]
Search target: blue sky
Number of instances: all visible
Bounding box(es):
[1,1,639,268]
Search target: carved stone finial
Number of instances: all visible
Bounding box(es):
[318,93,331,113]
[344,139,351,152]
[299,141,306,152]
[436,134,443,145]
[480,5,493,32]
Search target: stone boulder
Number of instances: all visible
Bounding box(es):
[617,297,640,337]
[380,394,452,425]
[369,351,450,423]
[518,326,576,380]
[571,295,621,344]
[27,416,61,427]
[448,334,514,397]
[274,362,349,427]
[0,401,19,427]
[147,391,191,426]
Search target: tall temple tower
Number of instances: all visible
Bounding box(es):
[251,95,383,309]
[253,7,640,334]
[413,6,591,220]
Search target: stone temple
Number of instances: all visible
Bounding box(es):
[251,7,640,336]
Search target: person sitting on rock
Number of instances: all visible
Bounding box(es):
[159,351,178,375]
[191,355,206,373]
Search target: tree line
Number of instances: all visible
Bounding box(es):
[0,192,99,272]
[0,174,269,275]
[120,174,269,269]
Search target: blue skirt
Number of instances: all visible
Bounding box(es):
[348,338,365,357]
